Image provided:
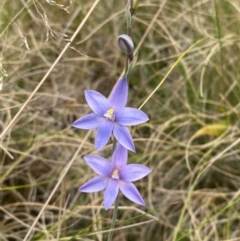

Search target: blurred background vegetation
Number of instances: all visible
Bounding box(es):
[1,0,240,240]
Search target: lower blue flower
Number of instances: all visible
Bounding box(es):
[79,143,151,210]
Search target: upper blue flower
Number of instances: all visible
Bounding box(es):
[72,77,149,151]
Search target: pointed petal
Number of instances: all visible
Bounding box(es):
[120,164,151,182]
[115,107,149,126]
[72,113,103,129]
[108,77,128,109]
[113,124,135,152]
[85,90,111,116]
[119,181,145,206]
[111,143,128,168]
[95,120,114,151]
[84,155,114,177]
[79,176,108,192]
[104,179,119,210]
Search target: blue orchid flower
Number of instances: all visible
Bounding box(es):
[72,77,149,151]
[79,143,151,210]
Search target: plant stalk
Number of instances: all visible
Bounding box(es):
[107,193,120,241]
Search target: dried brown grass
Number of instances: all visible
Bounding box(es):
[1,0,240,241]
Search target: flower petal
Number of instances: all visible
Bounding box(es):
[72,113,103,129]
[104,179,119,210]
[115,107,149,126]
[79,176,108,192]
[95,120,114,151]
[111,143,128,168]
[85,90,111,116]
[108,77,128,109]
[113,124,135,152]
[84,155,114,177]
[119,181,145,206]
[120,164,151,182]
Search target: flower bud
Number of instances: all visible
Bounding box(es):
[118,34,134,55]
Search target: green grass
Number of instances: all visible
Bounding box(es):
[1,0,240,240]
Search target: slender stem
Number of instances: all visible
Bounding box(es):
[107,2,131,241]
[112,135,117,151]
[127,27,131,37]
[125,56,129,75]
[107,137,120,241]
[107,193,120,241]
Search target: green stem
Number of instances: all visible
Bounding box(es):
[125,56,129,76]
[107,1,132,240]
[112,137,117,152]
[107,193,120,241]
[127,27,131,37]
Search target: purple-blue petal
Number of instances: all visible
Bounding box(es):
[115,107,149,126]
[84,155,114,177]
[72,113,104,129]
[95,120,114,151]
[104,179,119,210]
[85,90,111,116]
[79,176,108,192]
[119,181,145,206]
[113,124,135,152]
[108,77,128,110]
[111,143,128,169]
[120,164,151,182]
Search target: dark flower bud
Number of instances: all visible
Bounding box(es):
[118,34,134,56]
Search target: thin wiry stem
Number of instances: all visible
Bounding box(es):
[112,136,117,152]
[125,56,129,76]
[107,193,120,241]
[108,1,131,240]
[107,137,119,241]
